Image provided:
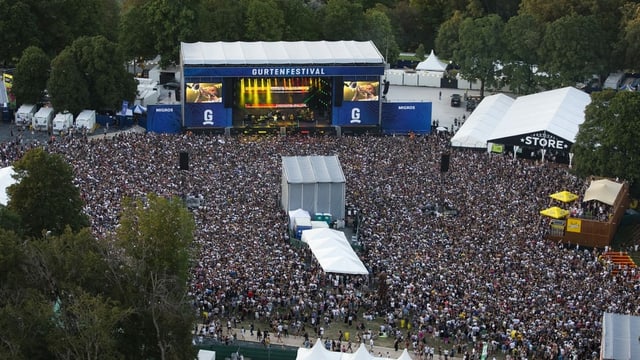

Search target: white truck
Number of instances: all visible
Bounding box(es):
[52,111,74,135]
[75,110,96,134]
[15,104,37,128]
[33,107,55,132]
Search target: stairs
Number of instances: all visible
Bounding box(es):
[601,251,637,276]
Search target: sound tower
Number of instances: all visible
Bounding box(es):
[334,77,343,107]
[179,151,189,171]
[440,153,450,172]
[223,78,234,108]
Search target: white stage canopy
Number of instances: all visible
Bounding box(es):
[300,228,368,275]
[181,41,385,66]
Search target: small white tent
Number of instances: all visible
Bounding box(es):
[297,339,343,360]
[415,49,447,72]
[583,179,623,206]
[197,349,216,360]
[0,166,16,206]
[301,228,368,275]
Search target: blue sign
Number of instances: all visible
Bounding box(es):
[381,102,432,135]
[184,103,231,128]
[121,100,129,116]
[184,65,385,78]
[333,102,379,126]
[147,105,182,134]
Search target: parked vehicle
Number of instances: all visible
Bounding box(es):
[52,111,73,134]
[75,110,96,134]
[15,104,37,127]
[450,93,462,107]
[33,107,54,131]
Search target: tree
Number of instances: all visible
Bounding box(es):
[434,11,464,60]
[321,0,366,41]
[572,90,640,196]
[502,14,545,94]
[10,46,50,105]
[277,0,321,41]
[48,48,90,115]
[618,3,640,71]
[196,0,247,42]
[454,14,505,97]
[415,44,426,60]
[6,148,89,239]
[48,36,137,113]
[364,8,399,64]
[538,15,611,87]
[244,0,285,41]
[114,194,197,360]
[0,1,41,65]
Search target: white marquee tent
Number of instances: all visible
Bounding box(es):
[601,312,640,359]
[300,228,368,275]
[297,339,411,360]
[0,166,16,206]
[415,49,447,72]
[450,93,514,149]
[196,349,216,360]
[488,86,591,147]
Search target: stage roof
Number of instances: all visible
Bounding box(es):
[181,41,385,66]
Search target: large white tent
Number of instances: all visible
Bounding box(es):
[488,86,591,148]
[450,93,514,148]
[300,228,368,275]
[282,156,346,220]
[601,312,640,359]
[415,49,447,72]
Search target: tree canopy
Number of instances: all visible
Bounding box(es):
[6,148,89,239]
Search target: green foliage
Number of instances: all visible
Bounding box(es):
[573,90,640,196]
[364,8,399,63]
[0,1,41,65]
[454,14,505,96]
[245,0,285,41]
[11,46,50,105]
[48,36,137,113]
[6,148,89,239]
[114,194,197,360]
[322,0,366,41]
[539,15,610,86]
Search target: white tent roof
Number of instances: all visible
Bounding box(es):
[450,93,514,148]
[488,86,591,144]
[415,49,447,72]
[301,228,368,275]
[0,166,16,206]
[583,179,623,206]
[282,156,346,184]
[197,349,216,360]
[297,339,343,360]
[601,312,640,360]
[181,41,385,65]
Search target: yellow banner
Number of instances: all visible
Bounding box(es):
[566,218,582,233]
[491,143,504,153]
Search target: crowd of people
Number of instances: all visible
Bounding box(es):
[2,129,638,360]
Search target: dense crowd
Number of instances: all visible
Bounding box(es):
[2,130,638,360]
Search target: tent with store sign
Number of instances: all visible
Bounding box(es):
[486,87,591,159]
[540,206,570,219]
[549,190,579,203]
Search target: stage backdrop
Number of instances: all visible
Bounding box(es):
[381,102,432,135]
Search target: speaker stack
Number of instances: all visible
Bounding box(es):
[440,153,450,172]
[179,151,189,171]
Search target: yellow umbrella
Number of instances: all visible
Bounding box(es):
[540,206,570,219]
[549,190,579,203]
